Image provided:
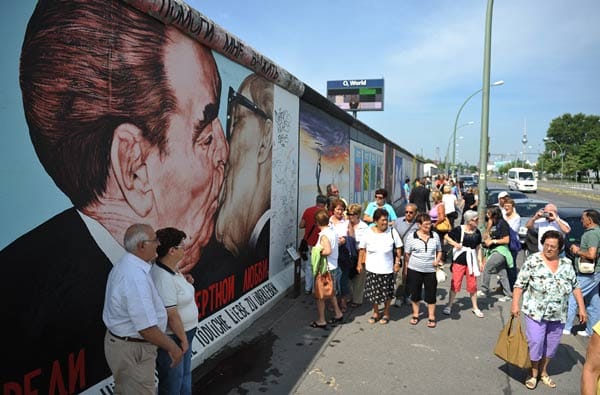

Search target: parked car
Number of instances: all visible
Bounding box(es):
[458,174,477,192]
[486,189,528,206]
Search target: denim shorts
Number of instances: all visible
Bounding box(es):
[330,268,342,296]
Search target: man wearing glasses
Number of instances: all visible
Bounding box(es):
[363,188,397,227]
[564,209,600,337]
[393,204,419,306]
[103,224,183,394]
[326,184,347,212]
[215,74,273,259]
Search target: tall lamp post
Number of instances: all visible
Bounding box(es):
[477,0,496,227]
[543,137,565,181]
[445,122,472,174]
[451,80,504,179]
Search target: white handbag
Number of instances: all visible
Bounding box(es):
[576,257,595,274]
[436,267,447,283]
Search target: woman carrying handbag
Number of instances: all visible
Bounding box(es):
[309,209,344,329]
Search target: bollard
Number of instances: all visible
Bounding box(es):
[293,257,301,298]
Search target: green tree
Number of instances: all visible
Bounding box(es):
[545,113,600,181]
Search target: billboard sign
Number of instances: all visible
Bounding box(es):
[326,78,384,111]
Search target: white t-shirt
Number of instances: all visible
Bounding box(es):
[151,262,199,333]
[359,228,403,274]
[442,194,457,214]
[505,213,521,232]
[329,216,349,238]
[353,221,370,246]
[318,227,339,270]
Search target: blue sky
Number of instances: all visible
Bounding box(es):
[190,0,600,165]
[1,0,599,246]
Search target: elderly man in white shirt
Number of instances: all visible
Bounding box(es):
[103,224,183,394]
[525,203,571,252]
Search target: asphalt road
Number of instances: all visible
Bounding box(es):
[192,184,598,394]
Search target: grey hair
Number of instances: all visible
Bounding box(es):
[123,223,153,253]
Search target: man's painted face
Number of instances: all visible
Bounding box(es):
[145,30,228,268]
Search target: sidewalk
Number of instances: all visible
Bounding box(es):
[193,269,590,394]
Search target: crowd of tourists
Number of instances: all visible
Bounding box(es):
[299,178,600,392]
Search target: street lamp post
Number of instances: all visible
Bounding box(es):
[543,137,565,181]
[445,123,472,174]
[451,80,504,180]
[477,0,495,227]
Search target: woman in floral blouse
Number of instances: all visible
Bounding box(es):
[511,230,587,390]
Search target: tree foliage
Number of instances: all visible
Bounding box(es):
[543,113,600,180]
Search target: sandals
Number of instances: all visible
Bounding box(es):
[525,376,537,390]
[409,316,419,325]
[427,319,437,328]
[368,315,380,324]
[472,309,484,318]
[328,315,344,325]
[540,375,556,388]
[309,321,328,330]
[379,316,390,325]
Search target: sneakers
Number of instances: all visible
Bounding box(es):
[498,296,512,302]
[472,309,484,318]
[562,329,572,335]
[476,290,487,297]
[577,330,591,337]
[442,306,451,315]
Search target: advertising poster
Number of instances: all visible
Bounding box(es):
[0,1,298,393]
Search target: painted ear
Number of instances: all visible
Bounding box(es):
[110,123,153,217]
[257,118,272,164]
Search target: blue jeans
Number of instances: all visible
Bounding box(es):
[330,268,342,296]
[564,272,600,334]
[304,246,314,292]
[156,327,196,395]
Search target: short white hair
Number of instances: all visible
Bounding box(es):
[123,223,153,253]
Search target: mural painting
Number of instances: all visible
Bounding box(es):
[0,1,298,393]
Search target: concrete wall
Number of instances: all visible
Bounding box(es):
[0,1,418,393]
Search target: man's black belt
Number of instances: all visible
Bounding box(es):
[109,331,147,343]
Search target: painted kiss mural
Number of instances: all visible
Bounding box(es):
[0,0,298,393]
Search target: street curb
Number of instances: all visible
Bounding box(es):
[537,185,600,203]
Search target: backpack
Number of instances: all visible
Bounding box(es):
[508,227,521,252]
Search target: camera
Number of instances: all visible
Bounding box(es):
[542,212,551,219]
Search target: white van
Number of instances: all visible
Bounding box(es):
[507,167,537,192]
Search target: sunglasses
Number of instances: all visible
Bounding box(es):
[405,211,415,214]
[226,87,271,140]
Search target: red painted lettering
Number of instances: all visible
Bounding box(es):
[49,359,67,395]
[3,382,22,395]
[24,368,42,395]
[195,275,236,319]
[68,349,85,392]
[243,259,269,292]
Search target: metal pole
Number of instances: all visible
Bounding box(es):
[452,90,482,179]
[477,0,494,226]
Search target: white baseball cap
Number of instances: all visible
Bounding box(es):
[498,191,509,198]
